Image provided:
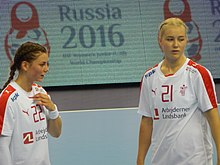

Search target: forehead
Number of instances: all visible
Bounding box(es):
[34,52,48,62]
[162,25,186,37]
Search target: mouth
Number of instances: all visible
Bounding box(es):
[172,50,180,54]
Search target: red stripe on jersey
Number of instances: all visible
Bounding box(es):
[188,60,217,108]
[0,85,16,135]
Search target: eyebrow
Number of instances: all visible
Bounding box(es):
[165,35,186,38]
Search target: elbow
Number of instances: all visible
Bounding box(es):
[55,130,62,138]
[50,130,62,138]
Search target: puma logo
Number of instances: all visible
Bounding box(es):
[152,88,157,95]
[22,110,29,116]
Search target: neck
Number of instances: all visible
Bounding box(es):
[15,76,33,92]
[161,56,187,75]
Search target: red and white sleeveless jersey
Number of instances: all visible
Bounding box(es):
[0,81,51,165]
[138,58,218,165]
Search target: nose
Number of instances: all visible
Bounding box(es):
[173,39,178,47]
[44,63,49,72]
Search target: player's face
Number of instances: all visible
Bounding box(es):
[26,52,49,82]
[159,25,187,61]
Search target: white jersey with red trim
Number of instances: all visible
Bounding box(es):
[138,58,218,165]
[0,81,51,165]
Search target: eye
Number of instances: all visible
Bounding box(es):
[40,62,49,67]
[178,37,186,42]
[166,38,173,41]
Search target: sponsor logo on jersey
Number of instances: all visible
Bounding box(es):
[36,127,48,142]
[23,132,34,144]
[180,85,187,96]
[154,108,159,120]
[11,92,19,102]
[145,69,156,78]
[34,87,44,93]
[186,66,197,73]
[161,107,190,120]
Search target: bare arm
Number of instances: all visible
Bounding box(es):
[47,116,62,138]
[204,108,220,165]
[0,136,13,165]
[46,104,62,138]
[137,116,153,165]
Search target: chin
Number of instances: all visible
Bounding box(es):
[36,79,43,82]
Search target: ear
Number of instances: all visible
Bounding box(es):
[157,31,163,52]
[21,61,30,71]
[158,38,163,52]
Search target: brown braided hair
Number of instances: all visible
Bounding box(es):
[1,41,47,91]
